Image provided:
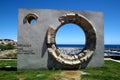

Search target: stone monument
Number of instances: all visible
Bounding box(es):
[17,9,104,70]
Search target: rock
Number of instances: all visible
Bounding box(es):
[81,71,89,75]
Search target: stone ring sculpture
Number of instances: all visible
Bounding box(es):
[47,13,96,66]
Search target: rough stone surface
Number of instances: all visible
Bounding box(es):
[18,9,104,70]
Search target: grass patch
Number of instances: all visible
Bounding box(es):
[0,60,61,80]
[81,61,120,80]
[0,60,119,80]
[0,60,16,67]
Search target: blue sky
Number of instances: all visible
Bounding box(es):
[0,0,120,44]
[56,23,85,44]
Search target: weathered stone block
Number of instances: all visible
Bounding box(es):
[18,9,104,70]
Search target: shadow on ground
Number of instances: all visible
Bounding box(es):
[0,66,17,71]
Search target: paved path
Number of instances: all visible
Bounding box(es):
[0,59,16,60]
[104,58,120,63]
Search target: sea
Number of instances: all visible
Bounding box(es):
[57,44,85,48]
[57,44,120,56]
[57,44,120,48]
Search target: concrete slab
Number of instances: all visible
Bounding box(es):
[18,9,104,70]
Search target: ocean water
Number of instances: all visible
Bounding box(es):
[104,45,120,49]
[56,44,85,48]
[57,44,120,56]
[57,44,120,49]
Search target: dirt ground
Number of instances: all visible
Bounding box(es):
[0,49,17,58]
[54,70,81,80]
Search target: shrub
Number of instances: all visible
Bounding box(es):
[0,44,16,51]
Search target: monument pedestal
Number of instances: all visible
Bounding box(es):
[18,9,104,70]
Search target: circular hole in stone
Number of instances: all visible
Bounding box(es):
[28,17,37,25]
[55,23,86,55]
[23,13,38,24]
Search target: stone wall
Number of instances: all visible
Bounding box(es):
[18,9,104,70]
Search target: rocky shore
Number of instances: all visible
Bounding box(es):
[58,48,82,55]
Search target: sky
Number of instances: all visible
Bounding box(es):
[0,0,120,44]
[56,23,86,44]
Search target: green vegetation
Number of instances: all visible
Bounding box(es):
[81,61,120,80]
[0,60,119,80]
[0,60,60,80]
[0,44,16,51]
[0,60,16,68]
